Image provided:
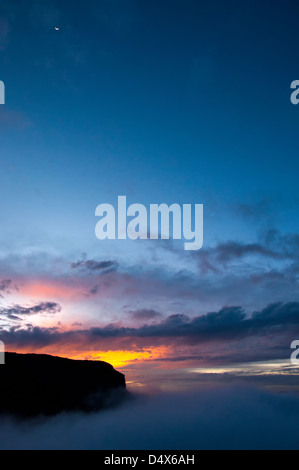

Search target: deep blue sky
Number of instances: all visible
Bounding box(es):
[1,0,299,256]
[0,0,299,374]
[2,2,299,451]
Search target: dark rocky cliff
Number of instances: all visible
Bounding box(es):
[0,352,127,418]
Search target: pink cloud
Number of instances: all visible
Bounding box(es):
[19,279,86,302]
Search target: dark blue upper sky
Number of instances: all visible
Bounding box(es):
[1,0,299,315]
[1,1,299,252]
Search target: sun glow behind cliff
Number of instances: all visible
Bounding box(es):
[7,345,170,369]
[66,347,169,368]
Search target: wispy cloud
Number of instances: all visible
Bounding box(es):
[0,280,13,296]
[71,259,118,273]
[0,302,61,321]
[128,309,163,321]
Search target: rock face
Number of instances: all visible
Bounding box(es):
[0,353,127,418]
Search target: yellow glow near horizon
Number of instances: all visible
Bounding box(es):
[67,347,169,368]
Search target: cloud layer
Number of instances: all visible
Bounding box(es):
[0,302,297,367]
[0,385,299,450]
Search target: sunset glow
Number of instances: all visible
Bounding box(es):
[67,347,169,368]
[1,0,299,450]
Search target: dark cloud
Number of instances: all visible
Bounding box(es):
[198,241,286,273]
[251,302,299,326]
[214,241,285,264]
[263,230,299,258]
[235,198,276,222]
[83,302,296,343]
[91,303,298,342]
[0,280,13,297]
[71,259,118,273]
[129,309,163,321]
[194,229,299,279]
[0,302,61,321]
[89,285,100,295]
[1,302,298,361]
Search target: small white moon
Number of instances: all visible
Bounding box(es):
[55,27,60,31]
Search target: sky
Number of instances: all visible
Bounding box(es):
[0,0,299,404]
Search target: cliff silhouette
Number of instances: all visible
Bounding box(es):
[0,353,127,418]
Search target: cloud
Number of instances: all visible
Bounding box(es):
[235,198,277,222]
[0,386,299,449]
[0,280,13,297]
[251,302,299,326]
[214,241,285,264]
[0,229,299,326]
[71,259,118,273]
[129,309,163,321]
[0,302,61,321]
[192,230,299,295]
[1,302,298,365]
[85,302,298,342]
[197,240,287,274]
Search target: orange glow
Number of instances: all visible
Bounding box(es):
[68,347,169,368]
[8,345,170,369]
